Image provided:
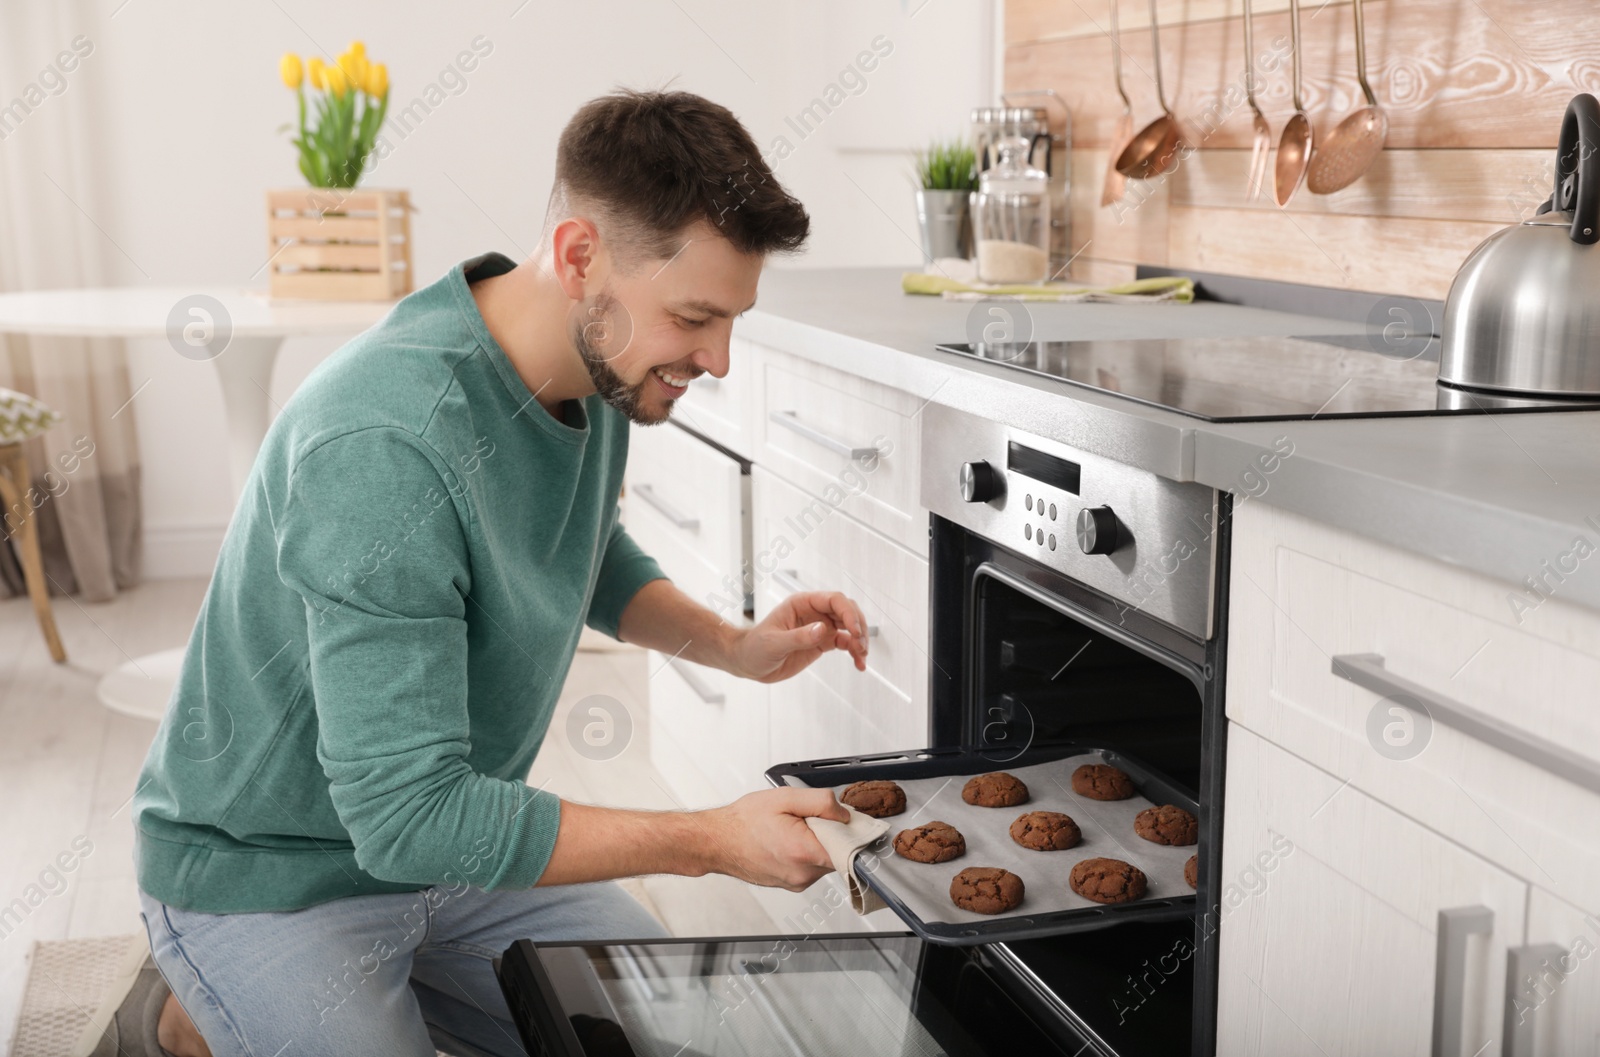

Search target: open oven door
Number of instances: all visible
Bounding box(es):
[494,930,1096,1057]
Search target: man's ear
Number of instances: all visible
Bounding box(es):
[550,216,604,300]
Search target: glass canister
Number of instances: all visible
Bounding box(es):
[970,135,1051,284]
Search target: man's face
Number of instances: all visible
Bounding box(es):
[571,220,762,426]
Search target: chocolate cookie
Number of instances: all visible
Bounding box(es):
[1069,857,1148,905]
[839,780,906,818]
[893,821,966,864]
[1134,804,1198,846]
[1071,763,1135,801]
[1009,811,1082,851]
[1184,854,1198,889]
[949,867,1025,914]
[961,772,1029,808]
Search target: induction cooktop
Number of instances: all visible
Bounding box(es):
[934,335,1600,422]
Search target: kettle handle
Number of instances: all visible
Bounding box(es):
[1554,93,1600,245]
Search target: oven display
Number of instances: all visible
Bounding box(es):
[1006,442,1080,495]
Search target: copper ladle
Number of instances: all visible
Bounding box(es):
[1306,0,1387,194]
[1101,0,1134,206]
[1273,0,1314,206]
[1115,0,1183,181]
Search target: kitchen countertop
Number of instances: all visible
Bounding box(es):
[737,267,1600,614]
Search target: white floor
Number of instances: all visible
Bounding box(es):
[0,578,874,1049]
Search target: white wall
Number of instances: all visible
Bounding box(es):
[54,0,992,576]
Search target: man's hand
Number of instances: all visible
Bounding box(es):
[696,788,850,891]
[727,588,871,683]
[537,789,849,888]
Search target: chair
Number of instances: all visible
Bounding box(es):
[0,386,66,662]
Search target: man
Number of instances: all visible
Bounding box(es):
[91,90,871,1057]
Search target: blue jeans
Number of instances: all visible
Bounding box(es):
[138,881,667,1057]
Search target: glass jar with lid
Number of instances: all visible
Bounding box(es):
[969,134,1051,284]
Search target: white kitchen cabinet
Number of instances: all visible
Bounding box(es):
[1226,500,1600,913]
[750,341,926,557]
[1515,888,1600,1055]
[753,466,930,759]
[1218,724,1528,1057]
[668,333,759,460]
[626,421,766,807]
[647,648,770,808]
[626,421,748,618]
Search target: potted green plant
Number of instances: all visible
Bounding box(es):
[913,138,978,264]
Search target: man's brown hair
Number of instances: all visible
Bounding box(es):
[551,89,809,266]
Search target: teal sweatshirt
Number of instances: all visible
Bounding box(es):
[132,251,666,913]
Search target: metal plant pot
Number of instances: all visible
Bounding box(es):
[916,188,973,264]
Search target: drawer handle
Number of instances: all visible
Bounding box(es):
[1503,942,1566,1056]
[632,484,700,531]
[772,569,879,637]
[667,656,724,704]
[768,410,881,461]
[1433,905,1494,1057]
[1331,653,1600,796]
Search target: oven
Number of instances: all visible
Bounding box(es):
[495,402,1230,1057]
[916,401,1230,1054]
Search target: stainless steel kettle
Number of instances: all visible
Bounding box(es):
[1439,94,1600,396]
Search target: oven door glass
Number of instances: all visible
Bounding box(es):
[506,932,1088,1057]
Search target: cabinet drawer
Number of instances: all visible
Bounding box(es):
[646,649,770,805]
[752,467,930,751]
[751,344,925,557]
[669,333,756,459]
[767,663,906,764]
[626,422,747,615]
[1218,724,1527,1057]
[1521,887,1600,1055]
[1227,501,1600,910]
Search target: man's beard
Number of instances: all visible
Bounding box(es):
[572,289,670,426]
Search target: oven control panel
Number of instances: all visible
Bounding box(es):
[921,403,1219,640]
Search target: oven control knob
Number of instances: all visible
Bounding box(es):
[959,461,1000,503]
[1076,506,1120,555]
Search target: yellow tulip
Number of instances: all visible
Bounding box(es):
[307,56,326,90]
[349,40,366,60]
[325,63,348,97]
[365,62,388,98]
[279,52,303,90]
[337,49,366,90]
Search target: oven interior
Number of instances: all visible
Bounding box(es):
[969,567,1204,794]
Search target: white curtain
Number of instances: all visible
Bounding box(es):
[0,0,142,602]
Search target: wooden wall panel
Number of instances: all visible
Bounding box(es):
[1008,0,1309,46]
[1005,0,1589,298]
[1166,206,1501,300]
[1171,149,1552,223]
[1069,149,1171,264]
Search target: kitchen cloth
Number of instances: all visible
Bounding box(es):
[902,268,1194,304]
[805,805,891,914]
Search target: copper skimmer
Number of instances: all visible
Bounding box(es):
[1115,0,1183,181]
[1101,0,1134,205]
[1273,0,1314,206]
[1306,0,1388,194]
[1243,0,1272,200]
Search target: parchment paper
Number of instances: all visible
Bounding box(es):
[788,754,1197,927]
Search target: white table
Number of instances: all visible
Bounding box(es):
[0,287,391,719]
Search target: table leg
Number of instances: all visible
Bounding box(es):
[95,335,286,720]
[210,335,286,498]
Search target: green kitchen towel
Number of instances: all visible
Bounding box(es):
[902,272,1194,303]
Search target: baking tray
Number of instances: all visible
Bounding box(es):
[766,743,1199,946]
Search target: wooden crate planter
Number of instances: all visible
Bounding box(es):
[266,187,413,301]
